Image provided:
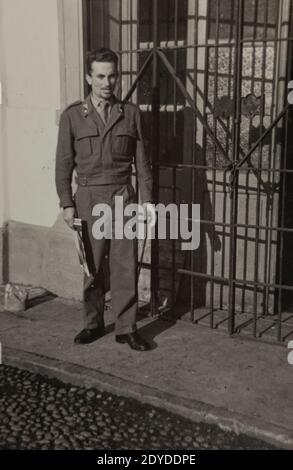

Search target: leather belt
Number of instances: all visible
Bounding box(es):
[75,175,131,187]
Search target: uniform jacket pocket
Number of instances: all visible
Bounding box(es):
[74,127,100,157]
[112,127,136,156]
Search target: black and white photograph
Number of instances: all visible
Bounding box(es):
[0,0,293,461]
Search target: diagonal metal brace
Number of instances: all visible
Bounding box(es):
[223,103,290,194]
[230,103,289,172]
[156,49,229,162]
[121,52,153,105]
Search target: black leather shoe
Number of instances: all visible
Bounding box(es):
[74,327,105,345]
[115,331,150,351]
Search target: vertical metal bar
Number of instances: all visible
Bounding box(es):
[241,0,258,315]
[171,166,176,310]
[134,0,140,276]
[190,0,199,323]
[220,169,228,309]
[173,0,179,136]
[190,116,196,323]
[277,107,289,342]
[119,0,122,99]
[151,0,160,316]
[152,0,158,88]
[137,0,140,51]
[228,0,244,335]
[202,0,210,324]
[165,0,171,41]
[266,0,288,320]
[220,0,235,310]
[135,0,140,197]
[261,0,274,316]
[210,0,220,328]
[252,0,269,337]
[101,0,105,44]
[148,0,152,43]
[129,0,133,99]
[276,1,293,341]
[89,0,94,50]
[170,0,179,314]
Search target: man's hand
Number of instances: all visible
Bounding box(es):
[63,207,75,229]
[143,202,156,227]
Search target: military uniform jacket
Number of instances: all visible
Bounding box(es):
[55,94,153,207]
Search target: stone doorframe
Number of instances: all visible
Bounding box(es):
[57,0,84,109]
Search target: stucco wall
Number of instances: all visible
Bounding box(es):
[0,0,85,298]
[0,0,61,228]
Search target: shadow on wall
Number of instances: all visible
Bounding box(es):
[153,106,221,315]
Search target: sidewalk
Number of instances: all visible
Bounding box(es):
[1,294,293,449]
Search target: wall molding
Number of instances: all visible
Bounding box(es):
[57,0,84,112]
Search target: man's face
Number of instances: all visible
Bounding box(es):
[86,61,118,100]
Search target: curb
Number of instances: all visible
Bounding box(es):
[3,346,293,449]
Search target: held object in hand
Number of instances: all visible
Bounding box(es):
[73,218,91,277]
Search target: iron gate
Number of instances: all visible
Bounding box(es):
[83,0,293,344]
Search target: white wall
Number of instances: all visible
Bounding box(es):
[0,0,61,227]
[0,0,7,228]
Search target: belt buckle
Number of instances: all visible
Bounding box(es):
[79,176,87,186]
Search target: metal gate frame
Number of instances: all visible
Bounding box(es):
[83,0,293,344]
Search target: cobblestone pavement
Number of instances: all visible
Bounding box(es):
[0,365,275,450]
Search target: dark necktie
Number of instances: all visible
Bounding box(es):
[103,102,110,124]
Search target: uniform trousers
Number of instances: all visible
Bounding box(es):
[75,182,138,335]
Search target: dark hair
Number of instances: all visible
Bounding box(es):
[86,48,119,75]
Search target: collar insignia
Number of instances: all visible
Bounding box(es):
[82,101,89,118]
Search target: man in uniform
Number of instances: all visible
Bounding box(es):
[55,48,154,351]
